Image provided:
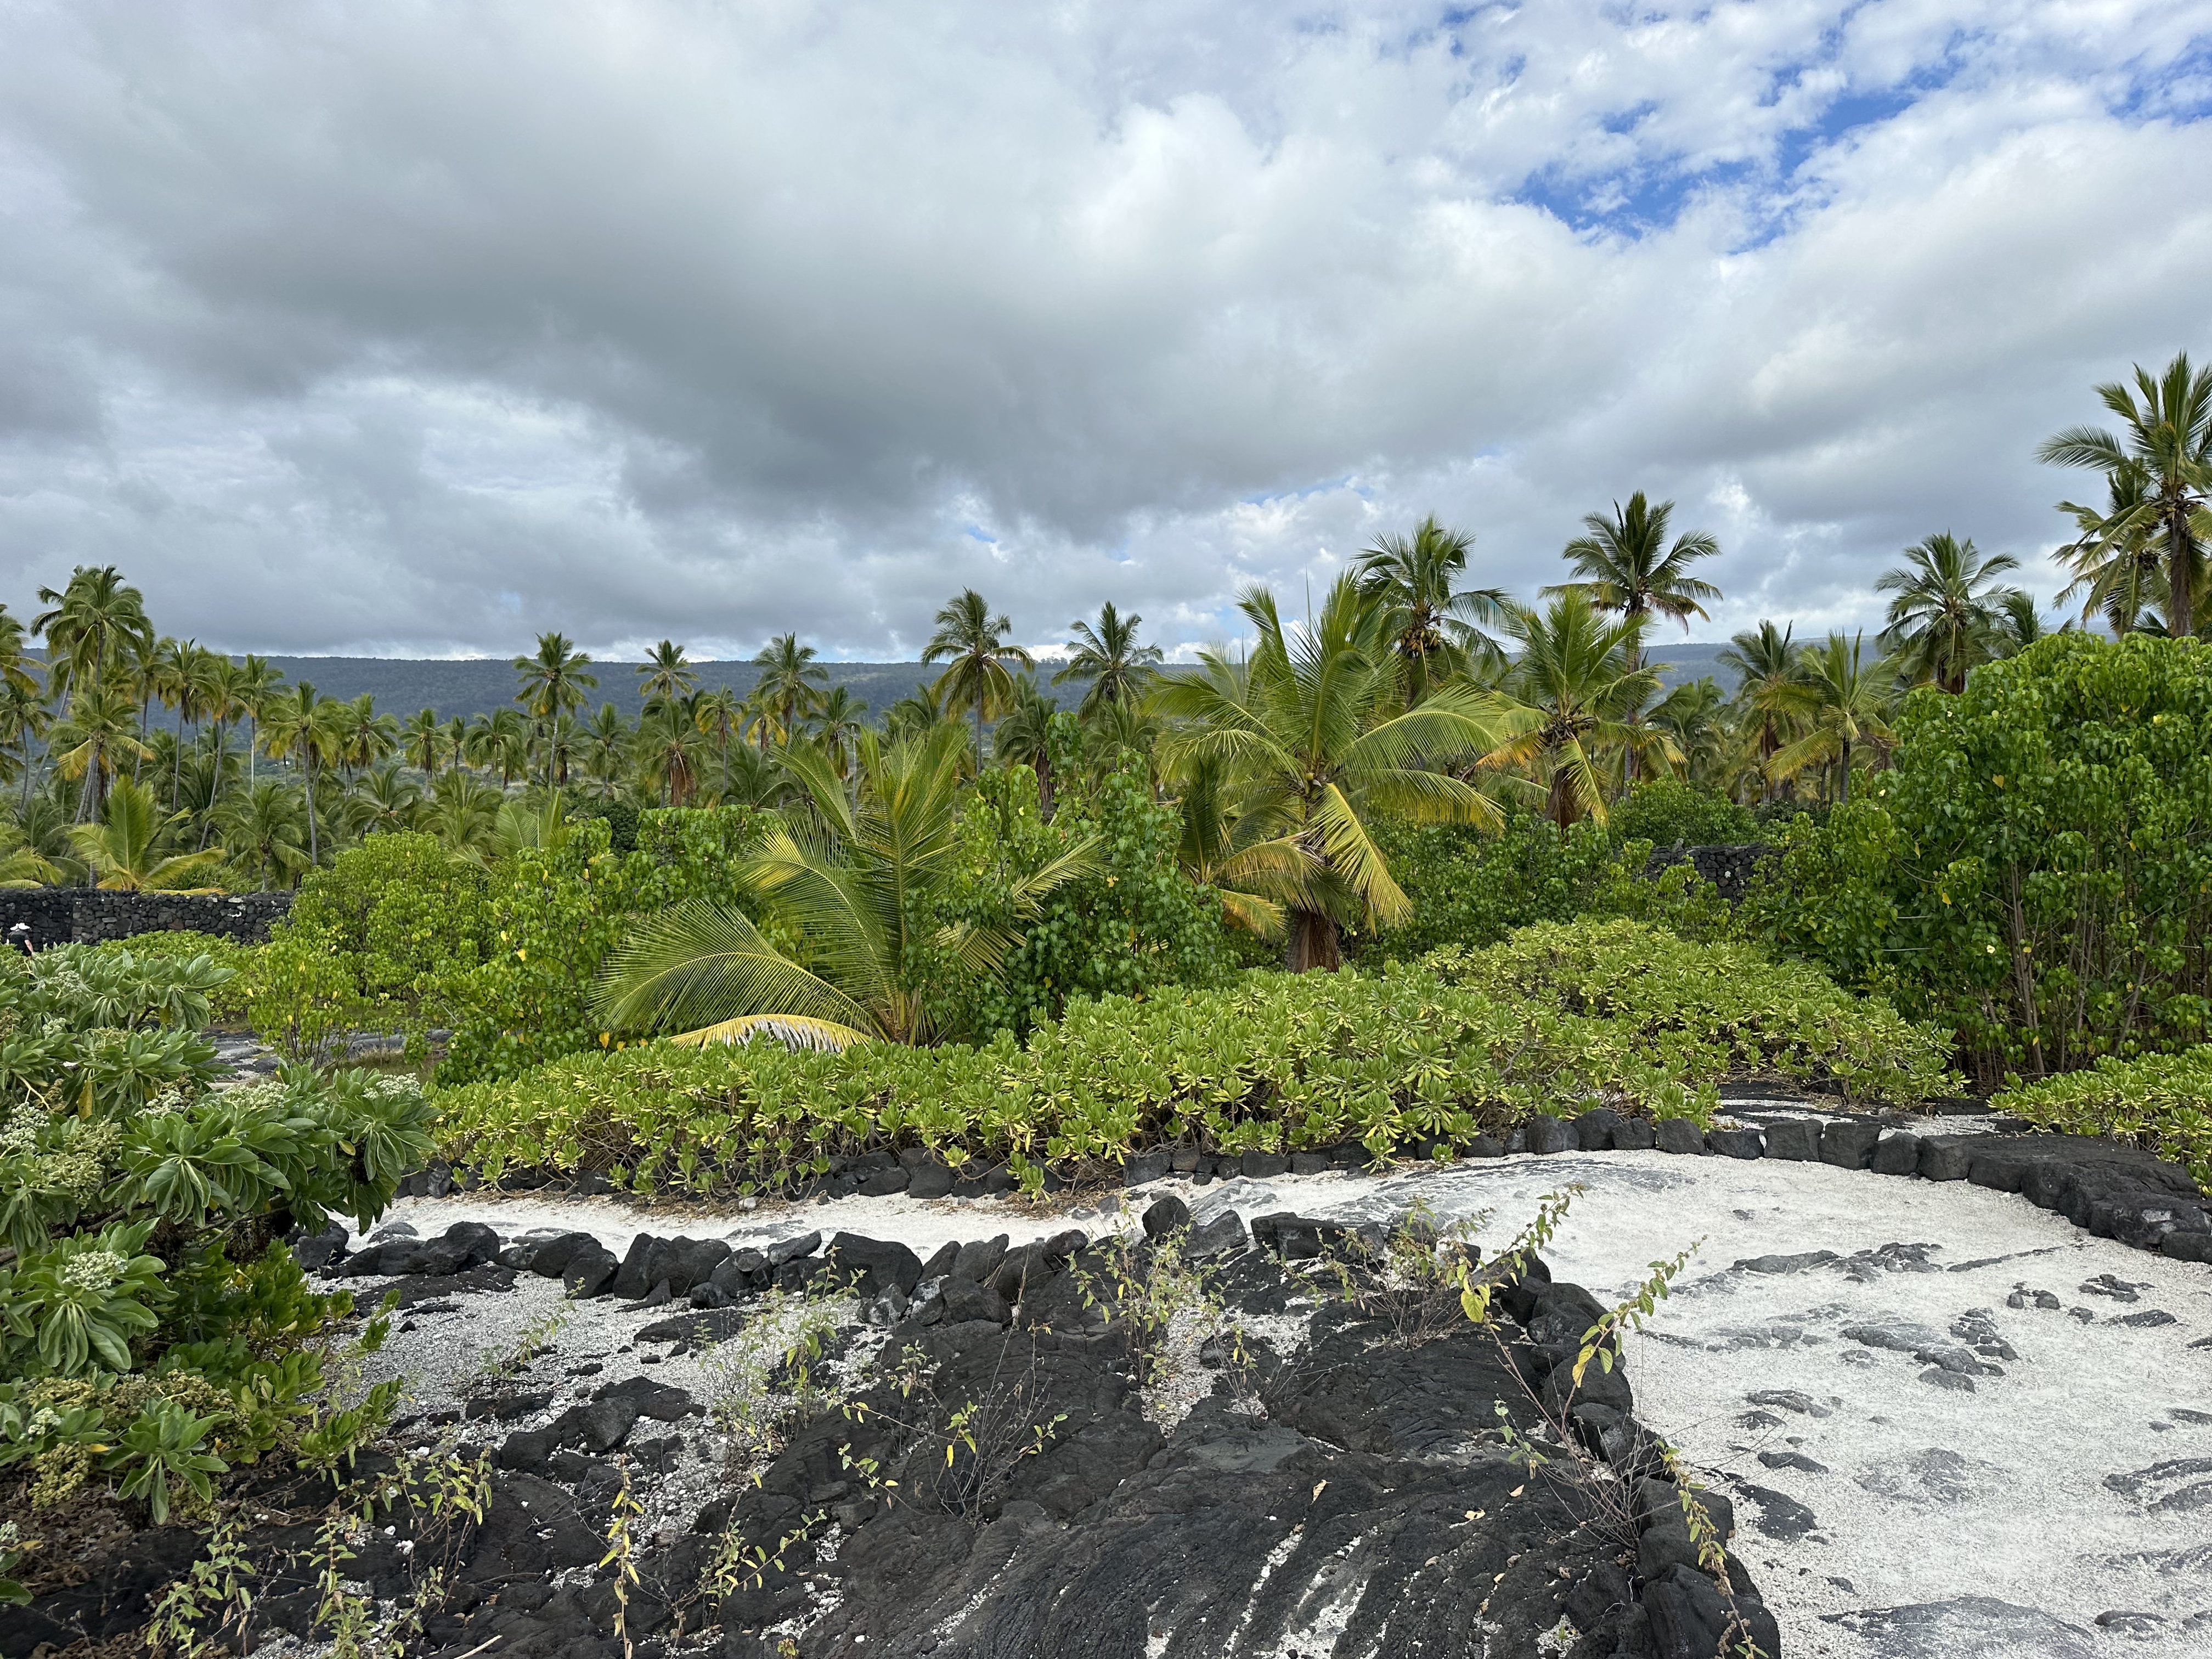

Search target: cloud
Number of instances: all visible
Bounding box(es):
[0,0,2205,658]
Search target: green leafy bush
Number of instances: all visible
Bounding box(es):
[938,737,1231,1037]
[0,944,432,1518]
[88,932,256,1025]
[1607,779,1759,849]
[1748,633,2212,1082]
[1361,811,1736,961]
[1993,1046,2212,1192]
[436,919,1949,1195]
[439,806,769,1085]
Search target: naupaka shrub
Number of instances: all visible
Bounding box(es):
[435,919,1951,1197]
[1995,1046,2212,1192]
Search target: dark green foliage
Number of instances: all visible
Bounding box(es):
[437,918,1950,1195]
[567,795,640,853]
[1607,778,1759,848]
[439,806,769,1085]
[0,946,427,1515]
[1995,1046,2212,1190]
[1748,633,2212,1084]
[941,729,1231,1036]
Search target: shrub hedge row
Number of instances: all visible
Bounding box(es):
[435,919,1954,1196]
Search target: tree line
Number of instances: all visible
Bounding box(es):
[1,347,2200,946]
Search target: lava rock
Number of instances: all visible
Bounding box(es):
[827,1232,924,1297]
[340,1221,501,1278]
[292,1221,349,1272]
[951,1234,1009,1283]
[1240,1150,1291,1179]
[907,1163,956,1199]
[1763,1119,1821,1161]
[1706,1127,1763,1159]
[595,1375,698,1421]
[1573,1108,1622,1150]
[1525,1114,1577,1154]
[1654,1118,1707,1156]
[1612,1118,1657,1152]
[1185,1211,1248,1259]
[1872,1132,1923,1176]
[1820,1119,1881,1169]
[1644,1564,1781,1659]
[1122,1148,1171,1187]
[1919,1137,1974,1181]
[1143,1196,1193,1239]
[766,1231,823,1268]
[608,1233,661,1299]
[562,1242,620,1299]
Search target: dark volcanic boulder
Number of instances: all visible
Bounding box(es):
[340,1221,500,1278]
[827,1232,924,1297]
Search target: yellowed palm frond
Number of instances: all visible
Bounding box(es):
[667,1013,874,1052]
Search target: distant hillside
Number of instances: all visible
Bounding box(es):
[225,644,1735,721]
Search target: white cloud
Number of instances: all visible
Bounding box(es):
[0,0,2205,657]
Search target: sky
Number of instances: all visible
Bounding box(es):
[0,1,2207,662]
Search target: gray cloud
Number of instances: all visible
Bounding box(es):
[0,0,2208,659]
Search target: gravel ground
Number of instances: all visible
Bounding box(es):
[358,1143,2212,1658]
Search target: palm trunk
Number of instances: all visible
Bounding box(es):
[306,758,319,865]
[2171,506,2197,638]
[1284,907,1342,973]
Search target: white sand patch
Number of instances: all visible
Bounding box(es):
[364,1147,2212,1656]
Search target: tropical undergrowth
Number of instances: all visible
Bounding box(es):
[1994,1046,2212,1191]
[0,943,435,1533]
[435,919,1952,1198]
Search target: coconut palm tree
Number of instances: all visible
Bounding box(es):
[231,655,281,787]
[1716,621,1806,800]
[401,708,445,777]
[807,685,869,781]
[992,675,1062,815]
[595,724,1096,1047]
[0,605,41,703]
[923,589,1034,773]
[637,640,698,703]
[1355,516,1511,698]
[1991,590,2052,658]
[582,704,630,797]
[1649,678,1730,787]
[2038,352,2212,637]
[2053,460,2169,634]
[1876,532,2021,693]
[1485,593,1672,829]
[0,678,49,817]
[425,770,506,860]
[1052,602,1164,715]
[884,682,954,746]
[635,695,708,806]
[343,765,425,836]
[1771,633,1897,804]
[216,781,313,889]
[33,566,154,710]
[1153,575,1528,971]
[46,678,154,822]
[754,634,828,746]
[514,632,597,787]
[67,778,225,891]
[1551,493,1722,669]
[693,685,742,770]
[258,683,346,866]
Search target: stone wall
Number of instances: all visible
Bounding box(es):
[0,889,292,949]
[1641,842,1778,902]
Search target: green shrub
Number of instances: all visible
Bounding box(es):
[88,932,255,1024]
[0,945,431,1517]
[435,919,1950,1195]
[936,738,1231,1037]
[1361,811,1736,960]
[1993,1046,2212,1192]
[1607,779,1759,848]
[1748,633,2212,1083]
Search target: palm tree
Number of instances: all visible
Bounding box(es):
[1771,633,1897,804]
[33,566,154,710]
[1551,493,1722,669]
[216,781,313,889]
[0,605,41,703]
[693,685,742,769]
[923,589,1034,772]
[1716,621,1806,801]
[1876,532,2021,693]
[1153,575,1527,971]
[637,640,698,703]
[1485,593,1672,828]
[596,725,1096,1046]
[1649,678,1730,786]
[332,693,399,785]
[425,770,506,860]
[343,764,425,836]
[1355,516,1510,698]
[1991,590,2052,658]
[636,695,708,806]
[401,708,445,777]
[582,704,630,797]
[46,678,154,822]
[0,678,49,817]
[258,682,345,866]
[807,685,869,781]
[992,675,1062,815]
[1052,602,1164,715]
[2037,352,2212,637]
[884,682,954,745]
[67,778,225,891]
[467,708,531,787]
[2054,460,2168,633]
[753,634,828,746]
[514,632,597,786]
[231,655,281,787]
